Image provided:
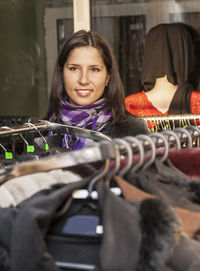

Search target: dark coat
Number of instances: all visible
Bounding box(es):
[102,114,149,138]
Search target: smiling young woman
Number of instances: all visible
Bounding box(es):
[63,46,110,106]
[45,30,148,150]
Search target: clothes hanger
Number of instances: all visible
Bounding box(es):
[101,139,121,186]
[162,130,182,150]
[0,143,15,167]
[186,125,200,135]
[136,134,156,170]
[24,122,50,152]
[112,138,133,177]
[149,132,169,162]
[174,127,193,149]
[192,117,198,127]
[165,119,172,130]
[103,138,133,196]
[124,136,145,173]
[186,125,200,147]
[15,133,39,162]
[185,117,191,127]
[81,159,111,199]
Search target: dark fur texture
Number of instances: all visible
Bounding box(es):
[0,245,9,271]
[136,198,182,271]
[103,115,149,138]
[188,181,200,204]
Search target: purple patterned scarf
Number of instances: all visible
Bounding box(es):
[57,98,112,150]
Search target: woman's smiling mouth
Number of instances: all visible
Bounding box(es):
[76,89,92,96]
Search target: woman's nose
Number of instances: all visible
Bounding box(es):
[79,70,89,84]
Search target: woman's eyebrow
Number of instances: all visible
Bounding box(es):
[67,63,79,66]
[90,64,103,67]
[67,63,103,68]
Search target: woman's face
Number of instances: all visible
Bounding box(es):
[63,46,110,106]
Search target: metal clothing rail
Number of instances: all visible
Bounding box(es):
[0,120,111,142]
[141,114,200,122]
[141,114,200,131]
[0,140,116,184]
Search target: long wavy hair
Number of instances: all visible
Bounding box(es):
[45,30,127,122]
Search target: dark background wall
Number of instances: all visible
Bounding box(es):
[0,0,47,118]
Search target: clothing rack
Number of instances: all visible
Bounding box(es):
[1,125,200,271]
[0,125,199,183]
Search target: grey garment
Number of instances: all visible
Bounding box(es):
[168,235,200,271]
[97,181,142,271]
[0,179,90,271]
[126,159,200,212]
[102,114,149,138]
[0,169,81,208]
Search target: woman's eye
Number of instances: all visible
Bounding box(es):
[91,67,100,72]
[69,66,78,71]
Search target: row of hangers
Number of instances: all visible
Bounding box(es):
[142,114,200,132]
[87,126,200,197]
[0,124,199,186]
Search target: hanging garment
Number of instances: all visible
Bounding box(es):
[0,169,81,207]
[125,158,200,213]
[168,148,200,177]
[0,176,196,271]
[115,176,200,241]
[0,159,99,208]
[0,179,90,271]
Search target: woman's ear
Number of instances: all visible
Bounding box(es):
[106,74,110,86]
